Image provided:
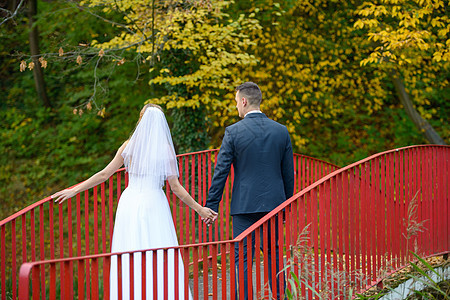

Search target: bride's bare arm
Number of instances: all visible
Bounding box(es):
[167,176,218,221]
[52,141,128,204]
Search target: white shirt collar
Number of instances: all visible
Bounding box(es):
[244,110,262,117]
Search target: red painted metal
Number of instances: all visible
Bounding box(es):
[254,226,261,296]
[202,245,208,299]
[1,225,5,300]
[118,254,123,300]
[246,234,253,300]
[270,216,277,298]
[3,146,449,299]
[163,250,168,300]
[319,182,326,281]
[192,246,199,299]
[211,244,218,300]
[220,243,227,300]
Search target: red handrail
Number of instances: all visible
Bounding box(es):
[1,149,338,300]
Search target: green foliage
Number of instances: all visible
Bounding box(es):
[153,48,210,152]
[1,0,449,219]
[232,0,448,160]
[0,0,151,219]
[170,107,209,154]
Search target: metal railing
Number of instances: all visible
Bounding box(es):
[14,145,449,299]
[232,145,449,298]
[1,149,338,299]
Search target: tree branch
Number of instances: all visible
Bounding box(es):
[0,0,25,26]
[390,69,447,145]
[65,0,137,35]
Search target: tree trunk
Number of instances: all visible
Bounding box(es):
[7,0,17,11]
[390,69,446,145]
[28,0,51,108]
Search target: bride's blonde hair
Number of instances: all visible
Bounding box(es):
[128,103,163,140]
[139,103,163,119]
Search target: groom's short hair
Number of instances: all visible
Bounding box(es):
[236,82,262,106]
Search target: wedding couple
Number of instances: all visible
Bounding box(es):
[52,82,294,299]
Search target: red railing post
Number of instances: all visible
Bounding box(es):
[183,247,189,300]
[78,256,85,298]
[38,204,45,300]
[18,263,33,300]
[1,225,5,300]
[350,171,357,280]
[163,249,168,300]
[141,252,146,300]
[192,247,199,300]
[318,182,326,283]
[211,244,218,300]
[11,220,17,299]
[129,253,134,300]
[386,153,394,271]
[118,254,123,300]
[246,235,253,299]
[202,244,209,299]
[49,262,56,299]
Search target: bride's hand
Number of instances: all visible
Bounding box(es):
[51,188,77,204]
[197,207,218,224]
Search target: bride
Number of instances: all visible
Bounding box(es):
[52,103,217,299]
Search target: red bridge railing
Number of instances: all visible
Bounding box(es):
[14,145,449,299]
[1,150,338,299]
[233,145,449,298]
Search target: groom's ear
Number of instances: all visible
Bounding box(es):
[242,97,248,106]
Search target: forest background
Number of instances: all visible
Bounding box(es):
[1,0,448,220]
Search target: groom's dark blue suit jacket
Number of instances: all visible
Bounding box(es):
[206,113,295,215]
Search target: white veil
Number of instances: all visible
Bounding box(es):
[121,107,179,184]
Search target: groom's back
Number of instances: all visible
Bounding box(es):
[227,113,294,214]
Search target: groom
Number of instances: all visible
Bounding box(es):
[205,82,294,299]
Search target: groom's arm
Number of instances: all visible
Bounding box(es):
[206,128,235,213]
[281,130,295,199]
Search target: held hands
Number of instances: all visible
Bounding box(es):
[197,207,218,226]
[51,188,77,204]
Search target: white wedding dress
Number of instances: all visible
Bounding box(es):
[109,107,192,300]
